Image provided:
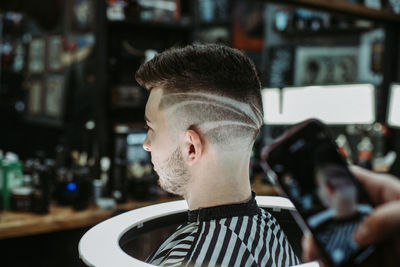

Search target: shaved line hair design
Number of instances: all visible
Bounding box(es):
[136,43,264,146]
[159,92,263,144]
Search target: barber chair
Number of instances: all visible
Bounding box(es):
[79,196,319,267]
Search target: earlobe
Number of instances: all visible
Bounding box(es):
[184,129,202,166]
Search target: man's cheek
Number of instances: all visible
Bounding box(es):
[151,154,160,170]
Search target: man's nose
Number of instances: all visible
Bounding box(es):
[143,136,151,152]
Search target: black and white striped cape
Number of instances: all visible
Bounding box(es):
[147,193,300,267]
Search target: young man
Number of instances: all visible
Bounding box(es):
[136,44,299,267]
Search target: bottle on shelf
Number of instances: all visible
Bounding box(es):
[1,152,24,210]
[357,136,374,170]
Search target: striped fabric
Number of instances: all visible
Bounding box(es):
[316,217,362,265]
[147,193,300,267]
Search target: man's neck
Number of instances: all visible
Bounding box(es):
[185,187,252,210]
[184,158,252,210]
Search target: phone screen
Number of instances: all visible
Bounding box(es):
[263,119,375,266]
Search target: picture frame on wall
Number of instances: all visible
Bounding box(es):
[28,38,46,74]
[27,80,44,116]
[69,0,94,32]
[44,74,66,119]
[294,46,359,86]
[47,35,64,72]
[359,28,384,84]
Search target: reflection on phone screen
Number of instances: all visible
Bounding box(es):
[267,121,374,266]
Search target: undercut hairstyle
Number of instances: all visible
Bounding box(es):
[136,44,263,146]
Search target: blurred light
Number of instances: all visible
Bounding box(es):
[14,101,25,112]
[127,133,147,145]
[85,120,95,130]
[387,84,400,127]
[1,43,12,54]
[137,0,176,11]
[261,87,281,119]
[4,12,23,23]
[262,84,375,125]
[67,182,77,191]
[145,50,157,63]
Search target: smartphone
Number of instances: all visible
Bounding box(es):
[261,119,375,267]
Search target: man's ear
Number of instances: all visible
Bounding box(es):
[182,129,203,166]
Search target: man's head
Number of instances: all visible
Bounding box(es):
[315,164,357,218]
[136,44,263,196]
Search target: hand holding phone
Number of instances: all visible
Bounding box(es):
[303,166,400,267]
[261,119,375,266]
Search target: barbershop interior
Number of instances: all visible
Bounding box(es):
[1,0,400,266]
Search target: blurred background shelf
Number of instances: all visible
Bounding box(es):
[277,26,374,36]
[108,18,194,30]
[0,174,275,240]
[266,0,400,23]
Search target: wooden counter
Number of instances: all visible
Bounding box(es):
[0,177,276,240]
[0,197,178,240]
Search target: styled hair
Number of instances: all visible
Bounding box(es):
[135,44,263,145]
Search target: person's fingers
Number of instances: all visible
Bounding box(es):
[302,234,327,267]
[349,166,400,204]
[354,200,400,246]
[302,234,315,262]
